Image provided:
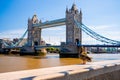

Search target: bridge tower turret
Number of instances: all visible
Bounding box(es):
[28,14,41,47]
[60,4,82,57]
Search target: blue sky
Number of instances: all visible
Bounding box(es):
[0,0,120,45]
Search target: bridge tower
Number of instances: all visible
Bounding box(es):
[28,14,41,47]
[60,4,82,57]
[66,3,82,45]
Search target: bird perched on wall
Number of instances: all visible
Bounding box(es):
[80,46,92,64]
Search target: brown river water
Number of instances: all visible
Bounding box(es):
[0,54,82,73]
[0,53,120,73]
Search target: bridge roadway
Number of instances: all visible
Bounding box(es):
[82,44,120,47]
[3,44,119,50]
[35,44,120,49]
[1,44,120,52]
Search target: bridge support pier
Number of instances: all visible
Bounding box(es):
[1,48,11,54]
[60,43,79,58]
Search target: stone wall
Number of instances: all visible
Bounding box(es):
[33,63,120,80]
[87,70,120,80]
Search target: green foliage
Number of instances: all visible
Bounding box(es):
[46,47,60,53]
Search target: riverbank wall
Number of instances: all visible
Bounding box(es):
[0,60,120,80]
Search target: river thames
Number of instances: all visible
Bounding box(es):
[0,53,120,73]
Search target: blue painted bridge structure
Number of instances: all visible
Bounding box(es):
[1,17,120,48]
[2,17,120,48]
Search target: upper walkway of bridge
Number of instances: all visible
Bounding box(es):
[33,18,66,28]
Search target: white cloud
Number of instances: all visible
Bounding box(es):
[42,26,65,31]
[89,25,110,30]
[0,29,27,39]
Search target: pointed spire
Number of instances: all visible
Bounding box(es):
[28,17,31,20]
[71,3,78,11]
[28,17,31,23]
[80,8,82,15]
[66,6,69,13]
[32,14,37,18]
[39,19,42,23]
[32,14,38,24]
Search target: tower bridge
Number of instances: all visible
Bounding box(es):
[1,3,120,57]
[26,3,82,57]
[1,3,120,80]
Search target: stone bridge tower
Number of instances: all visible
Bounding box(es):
[28,14,41,47]
[60,4,82,57]
[66,3,82,45]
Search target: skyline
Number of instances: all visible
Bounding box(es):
[0,0,120,45]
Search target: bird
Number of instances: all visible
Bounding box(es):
[80,47,92,64]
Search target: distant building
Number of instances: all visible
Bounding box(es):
[13,38,19,44]
[0,38,28,47]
